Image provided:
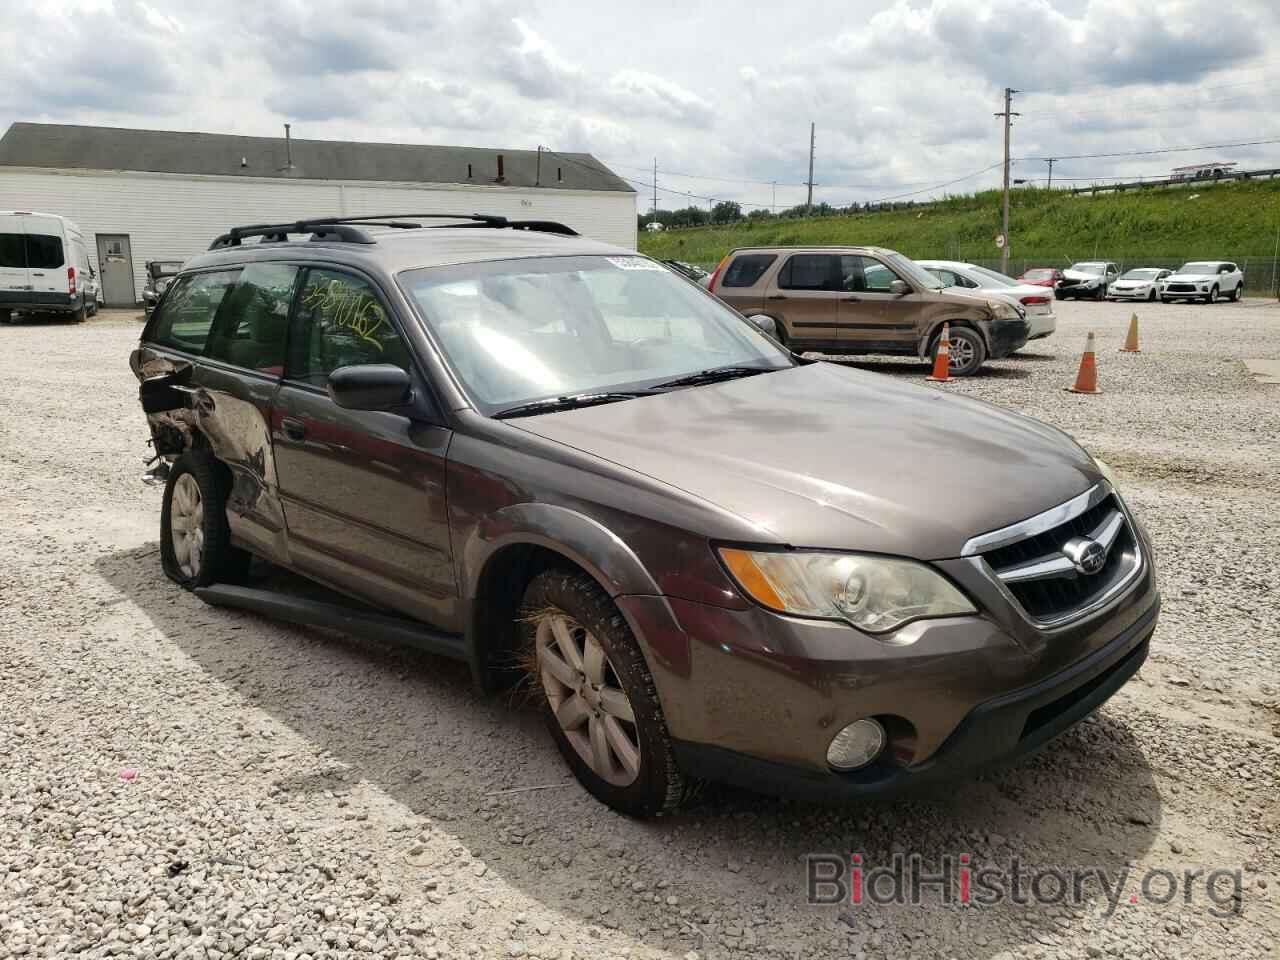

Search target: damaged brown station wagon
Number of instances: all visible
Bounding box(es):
[131,214,1160,817]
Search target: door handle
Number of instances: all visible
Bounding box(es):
[766,295,787,301]
[281,417,307,441]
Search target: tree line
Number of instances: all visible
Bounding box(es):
[638,199,923,231]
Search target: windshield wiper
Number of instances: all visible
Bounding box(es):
[492,391,648,419]
[650,365,777,390]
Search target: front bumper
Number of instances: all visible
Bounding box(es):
[617,544,1158,799]
[1108,287,1154,300]
[1055,284,1099,299]
[988,317,1030,357]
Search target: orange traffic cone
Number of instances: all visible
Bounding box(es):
[1120,313,1140,353]
[1067,331,1101,394]
[926,323,952,382]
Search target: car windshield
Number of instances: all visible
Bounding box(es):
[1121,269,1161,280]
[969,266,1019,287]
[1071,262,1106,275]
[1023,268,1055,280]
[1178,262,1217,273]
[887,253,943,289]
[400,255,793,413]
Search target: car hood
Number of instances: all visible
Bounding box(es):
[511,363,1099,560]
[1166,273,1215,282]
[1062,269,1103,282]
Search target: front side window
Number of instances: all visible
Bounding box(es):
[401,255,791,411]
[780,254,839,291]
[150,270,240,354]
[287,268,411,387]
[205,263,299,375]
[721,254,776,288]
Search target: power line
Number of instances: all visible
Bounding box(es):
[1019,136,1280,162]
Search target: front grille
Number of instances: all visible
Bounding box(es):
[1167,283,1197,293]
[978,493,1140,625]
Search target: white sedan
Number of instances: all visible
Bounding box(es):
[1159,261,1245,303]
[917,260,1057,340]
[1107,268,1172,302]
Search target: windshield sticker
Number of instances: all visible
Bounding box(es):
[304,279,388,351]
[606,257,664,271]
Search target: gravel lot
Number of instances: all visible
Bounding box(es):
[1,299,1277,960]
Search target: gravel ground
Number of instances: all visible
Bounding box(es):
[1,300,1277,960]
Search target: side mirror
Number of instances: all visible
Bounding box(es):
[746,314,778,338]
[328,364,412,411]
[889,279,910,296]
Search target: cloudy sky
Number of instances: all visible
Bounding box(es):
[3,0,1279,212]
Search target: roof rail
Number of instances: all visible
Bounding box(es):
[208,213,578,250]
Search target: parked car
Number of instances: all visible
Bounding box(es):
[1159,261,1245,303]
[708,246,1029,376]
[1019,267,1064,288]
[917,260,1056,341]
[143,260,186,318]
[0,209,98,323]
[661,259,709,286]
[130,214,1158,817]
[1107,268,1172,302]
[1055,262,1120,300]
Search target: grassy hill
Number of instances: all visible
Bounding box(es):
[637,179,1280,291]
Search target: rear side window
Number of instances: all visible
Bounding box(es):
[720,254,776,288]
[150,270,240,354]
[0,233,22,268]
[25,234,64,269]
[287,268,412,387]
[779,254,840,291]
[204,263,299,375]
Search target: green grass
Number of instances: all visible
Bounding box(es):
[638,180,1280,287]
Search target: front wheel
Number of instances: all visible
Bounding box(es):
[160,450,250,589]
[1094,285,1106,301]
[934,325,987,377]
[1148,289,1157,302]
[521,569,687,818]
[1230,283,1242,302]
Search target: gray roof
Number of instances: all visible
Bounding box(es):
[0,122,633,193]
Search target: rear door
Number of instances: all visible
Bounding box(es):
[272,265,456,627]
[838,254,921,349]
[766,253,843,346]
[0,215,28,296]
[22,215,68,298]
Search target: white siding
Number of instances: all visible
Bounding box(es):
[0,167,637,301]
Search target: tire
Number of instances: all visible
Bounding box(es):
[70,304,87,323]
[520,568,687,818]
[934,325,986,377]
[0,308,10,324]
[1147,289,1157,302]
[160,450,251,589]
[1207,285,1219,304]
[1230,283,1242,302]
[1094,285,1105,301]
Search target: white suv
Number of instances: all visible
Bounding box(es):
[1159,262,1244,304]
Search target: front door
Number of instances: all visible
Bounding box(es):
[766,253,843,348]
[96,234,136,306]
[271,265,456,628]
[838,254,921,349]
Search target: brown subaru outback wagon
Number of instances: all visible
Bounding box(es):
[709,246,1030,375]
[131,215,1157,818]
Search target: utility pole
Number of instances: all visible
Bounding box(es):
[805,123,815,211]
[535,145,542,187]
[772,180,777,210]
[995,88,1019,272]
[652,158,658,214]
[1046,157,1055,190]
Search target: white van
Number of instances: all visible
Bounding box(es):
[0,211,100,323]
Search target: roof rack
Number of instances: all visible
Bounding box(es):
[208,214,579,250]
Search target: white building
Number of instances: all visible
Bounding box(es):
[0,123,636,307]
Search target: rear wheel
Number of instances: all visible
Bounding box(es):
[934,325,986,377]
[160,450,251,589]
[70,303,87,323]
[521,569,686,818]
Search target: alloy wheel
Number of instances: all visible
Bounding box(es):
[536,613,641,787]
[948,337,976,370]
[170,473,205,579]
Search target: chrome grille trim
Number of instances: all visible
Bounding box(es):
[992,507,1125,584]
[961,483,1111,557]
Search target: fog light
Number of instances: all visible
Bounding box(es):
[826,718,886,771]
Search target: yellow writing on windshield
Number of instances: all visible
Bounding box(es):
[304,279,387,350]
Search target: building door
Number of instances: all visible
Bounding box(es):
[96,234,135,306]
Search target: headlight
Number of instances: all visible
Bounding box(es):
[1093,456,1120,491]
[718,548,976,634]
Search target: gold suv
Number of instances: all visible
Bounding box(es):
[709,245,1030,375]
